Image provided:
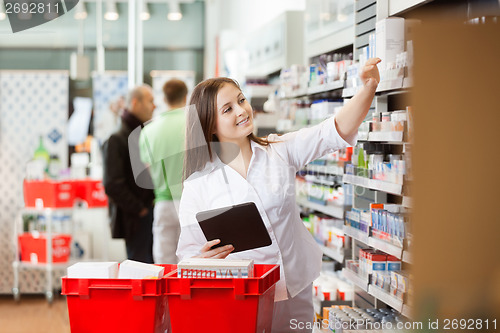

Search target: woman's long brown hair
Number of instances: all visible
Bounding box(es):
[183,77,270,181]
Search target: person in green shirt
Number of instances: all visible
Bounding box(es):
[139,79,188,264]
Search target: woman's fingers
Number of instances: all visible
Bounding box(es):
[200,239,221,253]
[365,57,381,66]
[213,244,234,257]
[212,248,234,259]
[360,59,381,87]
[198,240,234,258]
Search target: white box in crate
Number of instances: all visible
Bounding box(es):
[177,258,254,278]
[118,260,165,279]
[67,262,119,279]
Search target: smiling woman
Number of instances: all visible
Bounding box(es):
[183,77,271,182]
[215,87,254,143]
[177,62,379,332]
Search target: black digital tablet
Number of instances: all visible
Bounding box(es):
[196,202,272,253]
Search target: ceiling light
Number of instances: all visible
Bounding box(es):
[167,1,182,21]
[104,0,119,21]
[0,1,6,21]
[141,2,150,21]
[74,2,88,20]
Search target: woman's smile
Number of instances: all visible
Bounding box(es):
[236,116,250,126]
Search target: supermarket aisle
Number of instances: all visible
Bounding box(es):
[0,295,70,333]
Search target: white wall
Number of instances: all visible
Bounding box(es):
[204,0,306,78]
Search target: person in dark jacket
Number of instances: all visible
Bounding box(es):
[103,84,156,263]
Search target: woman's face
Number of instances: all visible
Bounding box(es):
[214,83,254,143]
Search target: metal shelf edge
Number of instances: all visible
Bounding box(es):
[305,164,344,176]
[307,80,344,95]
[368,285,403,312]
[367,131,404,142]
[320,245,344,263]
[296,196,344,219]
[368,237,403,259]
[342,268,369,292]
[343,174,403,195]
[402,196,412,208]
[401,304,414,319]
[343,225,370,245]
[402,251,413,264]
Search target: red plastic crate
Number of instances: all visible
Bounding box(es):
[61,265,173,333]
[23,180,75,208]
[163,264,280,333]
[18,232,72,263]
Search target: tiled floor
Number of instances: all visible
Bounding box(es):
[0,294,70,333]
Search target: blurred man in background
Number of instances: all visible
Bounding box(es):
[139,79,188,264]
[103,84,156,263]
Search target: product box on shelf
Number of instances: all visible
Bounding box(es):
[359,249,402,278]
[390,270,410,301]
[376,17,405,75]
[372,271,391,292]
[18,232,72,263]
[370,203,407,247]
[345,260,359,274]
[310,214,344,250]
[74,179,108,207]
[23,180,75,208]
[345,208,370,233]
[23,179,108,208]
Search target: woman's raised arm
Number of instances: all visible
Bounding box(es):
[334,58,381,143]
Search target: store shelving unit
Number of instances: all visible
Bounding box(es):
[12,207,75,303]
[262,0,430,321]
[305,164,344,177]
[402,251,413,264]
[402,196,412,208]
[339,0,416,312]
[344,224,413,264]
[280,80,345,99]
[368,237,403,259]
[343,225,369,245]
[368,285,404,312]
[343,174,403,196]
[365,131,404,142]
[296,196,345,220]
[401,304,413,319]
[307,80,344,95]
[319,245,344,264]
[342,268,369,292]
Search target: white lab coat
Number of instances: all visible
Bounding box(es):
[177,116,355,301]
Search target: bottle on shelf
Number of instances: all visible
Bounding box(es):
[33,135,50,173]
[48,154,61,179]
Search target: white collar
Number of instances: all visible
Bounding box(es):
[195,139,267,176]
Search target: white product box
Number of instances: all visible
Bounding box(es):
[67,262,119,279]
[118,260,165,279]
[376,17,405,73]
[177,258,254,278]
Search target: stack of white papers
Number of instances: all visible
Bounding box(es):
[117,260,165,279]
[67,262,119,279]
[177,258,254,278]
